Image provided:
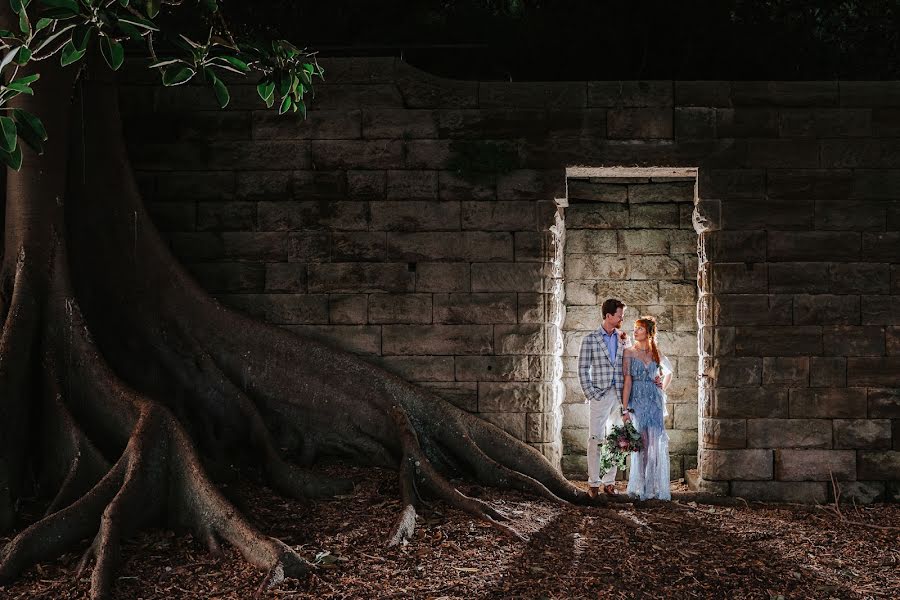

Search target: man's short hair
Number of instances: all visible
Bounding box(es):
[601,298,626,319]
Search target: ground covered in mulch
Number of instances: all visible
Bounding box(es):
[2,465,898,599]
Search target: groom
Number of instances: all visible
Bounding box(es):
[578,298,628,498]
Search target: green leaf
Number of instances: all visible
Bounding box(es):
[220,55,249,73]
[161,65,194,86]
[118,14,158,31]
[35,17,52,31]
[206,69,229,108]
[0,47,20,73]
[1,144,23,170]
[9,0,24,15]
[146,0,160,18]
[72,24,92,51]
[278,94,291,115]
[0,29,14,37]
[100,36,124,70]
[60,40,85,66]
[257,79,274,102]
[13,108,48,155]
[10,73,38,85]
[264,93,274,108]
[116,20,142,41]
[119,0,129,6]
[18,8,30,34]
[14,45,30,65]
[39,0,79,11]
[6,81,33,94]
[277,72,290,97]
[0,116,17,153]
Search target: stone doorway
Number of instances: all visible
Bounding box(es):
[559,167,700,481]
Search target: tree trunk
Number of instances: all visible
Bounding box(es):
[0,50,609,599]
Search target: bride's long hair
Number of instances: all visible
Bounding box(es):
[635,316,660,365]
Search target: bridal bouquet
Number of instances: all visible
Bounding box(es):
[598,421,643,473]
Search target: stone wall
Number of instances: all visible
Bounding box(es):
[121,60,900,502]
[560,176,699,479]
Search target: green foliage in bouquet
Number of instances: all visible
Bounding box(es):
[598,420,643,474]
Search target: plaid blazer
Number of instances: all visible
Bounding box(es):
[578,328,628,403]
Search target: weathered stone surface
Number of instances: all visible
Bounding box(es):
[857,451,900,480]
[415,263,470,292]
[734,326,822,356]
[762,357,809,386]
[794,295,861,326]
[385,170,439,200]
[731,481,828,503]
[561,427,588,454]
[715,292,794,329]
[713,358,762,387]
[480,82,587,109]
[565,229,617,255]
[746,419,832,449]
[264,263,308,293]
[220,294,329,325]
[461,201,536,231]
[308,263,415,293]
[709,263,766,294]
[775,449,856,481]
[387,232,512,262]
[479,382,554,413]
[700,449,772,480]
[868,388,900,418]
[395,62,477,108]
[567,256,628,280]
[674,403,699,430]
[258,201,369,231]
[630,204,680,228]
[862,232,900,262]
[157,171,236,200]
[347,170,386,200]
[454,355,530,382]
[495,324,546,355]
[363,109,438,139]
[765,169,853,200]
[627,256,684,280]
[286,324,382,355]
[496,169,566,201]
[617,230,668,254]
[709,388,787,419]
[721,199,813,230]
[420,382,478,412]
[382,325,493,355]
[590,81,673,107]
[834,419,892,449]
[767,232,861,262]
[368,294,433,324]
[310,139,404,169]
[370,201,460,231]
[526,411,562,443]
[567,180,628,203]
[253,109,362,140]
[717,109,778,137]
[675,107,716,138]
[433,293,517,324]
[566,203,630,229]
[779,109,871,138]
[733,82,838,107]
[701,231,766,262]
[375,356,455,382]
[170,232,288,262]
[702,418,746,449]
[287,232,330,263]
[789,388,867,418]
[847,357,900,386]
[628,182,694,204]
[839,481,886,504]
[658,282,696,306]
[816,199,887,231]
[328,294,367,324]
[332,232,386,261]
[187,263,265,293]
[607,108,673,139]
[809,356,847,388]
[471,262,551,292]
[438,170,496,201]
[822,326,885,356]
[668,430,699,454]
[769,263,890,295]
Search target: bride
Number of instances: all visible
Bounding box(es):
[621,316,673,501]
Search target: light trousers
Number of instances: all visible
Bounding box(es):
[587,387,623,487]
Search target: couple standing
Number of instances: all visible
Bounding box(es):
[578,298,673,500]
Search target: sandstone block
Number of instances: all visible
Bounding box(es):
[454,355,530,382]
[382,324,492,355]
[857,451,900,479]
[630,204,680,228]
[822,326,885,356]
[433,293,517,324]
[438,170,496,201]
[659,282,697,306]
[590,81,672,107]
[668,430,698,455]
[461,201,536,231]
[713,358,762,387]
[188,263,265,293]
[862,232,900,262]
[564,306,603,331]
[310,139,404,169]
[496,169,566,201]
[778,109,871,138]
[709,263,767,294]
[701,418,747,449]
[770,263,890,295]
[721,199,813,230]
[566,204,629,229]
[815,199,886,231]
[370,201,460,231]
[862,295,900,326]
[731,481,827,503]
[762,357,810,386]
[734,326,822,357]
[387,232,512,262]
[700,449,772,480]
[368,294,432,324]
[700,231,766,262]
[170,232,287,262]
[471,262,550,293]
[838,481,886,504]
[765,168,853,200]
[258,201,369,231]
[347,170,386,200]
[674,81,731,107]
[495,324,545,355]
[790,388,867,418]
[775,449,856,481]
[709,388,788,419]
[265,264,308,293]
[526,411,562,443]
[768,232,861,262]
[375,356,455,382]
[479,382,554,413]
[420,382,478,412]
[847,357,900,386]
[332,232,386,261]
[285,324,381,355]
[385,170,439,200]
[809,357,847,387]
[309,263,415,294]
[567,181,627,203]
[363,109,438,139]
[716,108,778,137]
[565,229,617,254]
[328,294,367,324]
[158,171,236,201]
[746,419,832,449]
[607,108,673,139]
[567,255,628,280]
[675,107,715,138]
[253,109,361,140]
[868,388,900,418]
[287,232,330,263]
[617,230,668,255]
[834,419,892,449]
[628,256,683,280]
[794,295,861,326]
[514,231,556,262]
[196,202,255,231]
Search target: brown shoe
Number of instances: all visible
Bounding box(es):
[603,484,618,496]
[587,486,600,499]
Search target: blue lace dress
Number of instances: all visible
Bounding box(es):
[624,355,672,501]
